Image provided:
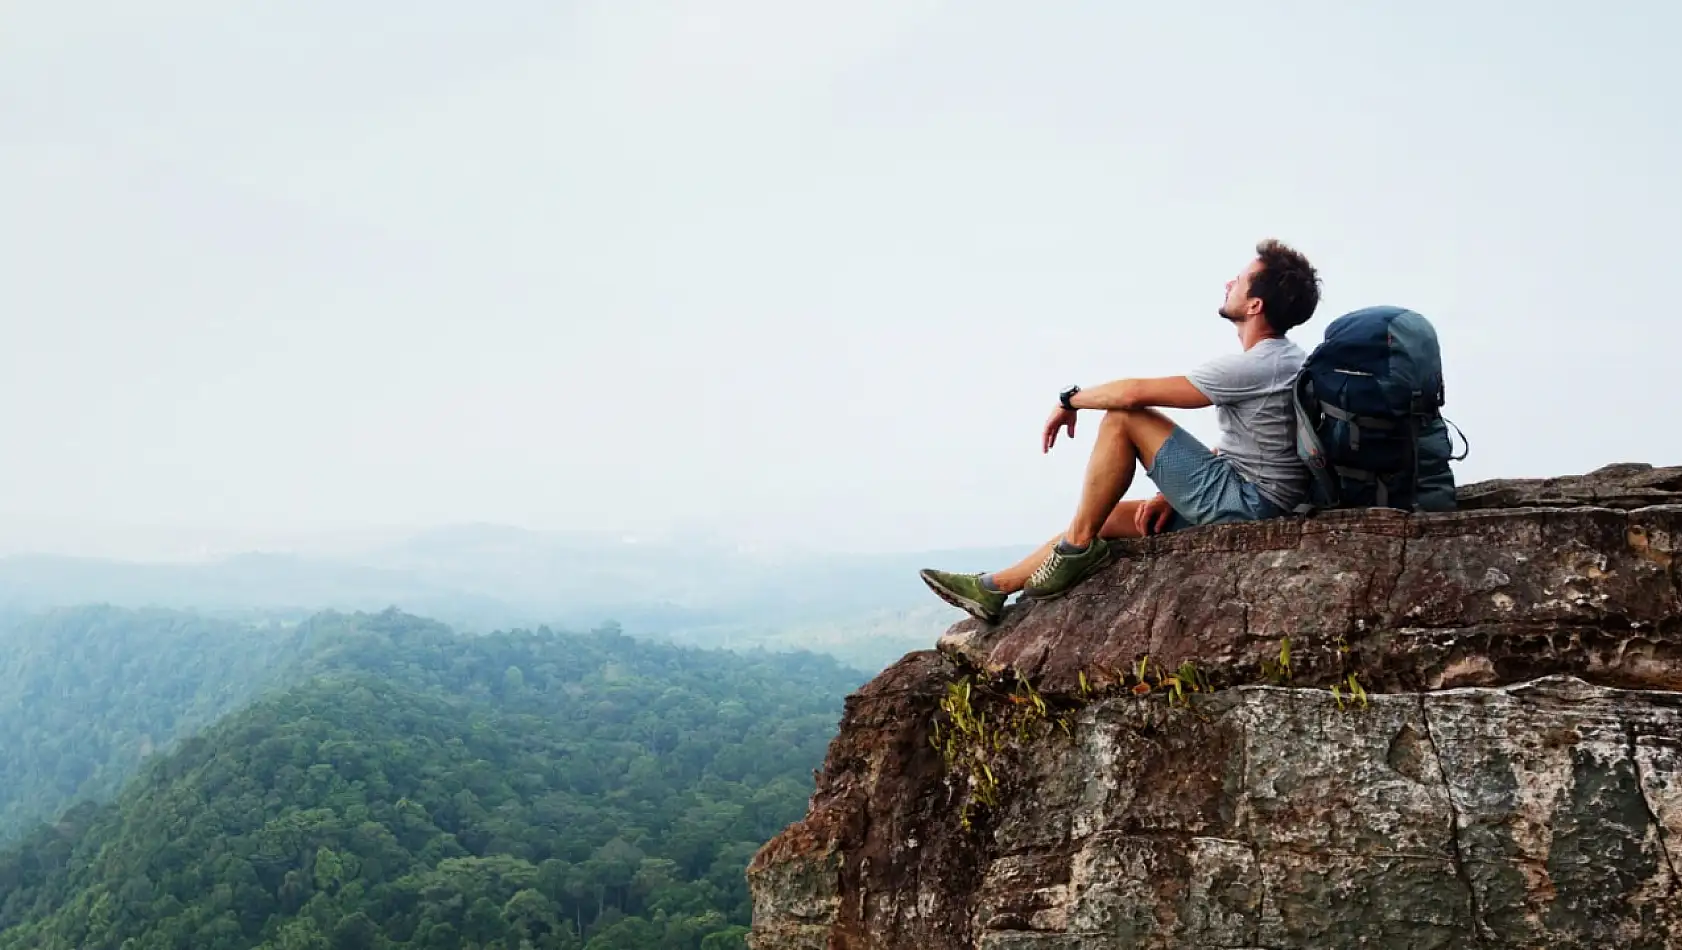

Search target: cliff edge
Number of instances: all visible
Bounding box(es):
[748,463,1682,949]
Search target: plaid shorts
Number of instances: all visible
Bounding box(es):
[1145,426,1285,531]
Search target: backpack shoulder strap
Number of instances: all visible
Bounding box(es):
[1291,370,1340,509]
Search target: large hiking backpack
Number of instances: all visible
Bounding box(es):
[1292,306,1467,512]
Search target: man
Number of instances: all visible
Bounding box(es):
[919,239,1321,623]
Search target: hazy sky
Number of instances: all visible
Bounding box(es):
[2,1,1677,555]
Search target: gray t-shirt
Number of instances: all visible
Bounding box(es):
[1187,337,1309,510]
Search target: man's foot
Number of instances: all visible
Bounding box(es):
[918,569,1007,624]
[1022,537,1115,600]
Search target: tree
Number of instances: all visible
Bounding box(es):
[701,926,750,950]
[313,847,346,893]
[269,918,331,950]
[329,912,378,950]
[503,888,560,945]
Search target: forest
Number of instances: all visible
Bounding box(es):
[0,607,862,949]
[0,606,316,842]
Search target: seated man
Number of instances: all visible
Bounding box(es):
[920,239,1321,623]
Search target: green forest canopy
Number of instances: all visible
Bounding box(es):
[0,606,315,842]
[0,608,863,950]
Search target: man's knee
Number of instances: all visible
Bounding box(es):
[1100,407,1171,437]
[1100,408,1178,466]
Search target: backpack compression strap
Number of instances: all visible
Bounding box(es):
[1332,465,1391,509]
[1315,401,1397,452]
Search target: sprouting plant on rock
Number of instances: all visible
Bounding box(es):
[1160,660,1197,706]
[1260,637,1293,684]
[1131,655,1153,695]
[1332,672,1369,710]
[929,671,1075,830]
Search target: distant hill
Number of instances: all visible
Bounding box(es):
[0,608,861,950]
[0,606,313,842]
[0,552,517,626]
[0,526,1024,668]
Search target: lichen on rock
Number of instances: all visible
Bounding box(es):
[748,466,1682,949]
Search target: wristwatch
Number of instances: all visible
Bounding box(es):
[1059,386,1080,411]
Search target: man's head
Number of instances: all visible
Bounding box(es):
[1219,239,1321,335]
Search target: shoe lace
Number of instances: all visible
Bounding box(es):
[1027,550,1065,589]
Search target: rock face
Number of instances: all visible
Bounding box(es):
[748,466,1682,949]
[1456,462,1682,512]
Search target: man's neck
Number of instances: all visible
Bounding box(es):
[1238,318,1281,351]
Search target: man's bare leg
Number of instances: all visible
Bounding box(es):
[1063,409,1179,547]
[986,538,1056,595]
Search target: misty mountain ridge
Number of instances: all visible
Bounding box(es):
[0,522,1024,668]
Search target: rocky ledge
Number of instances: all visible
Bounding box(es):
[748,464,1682,950]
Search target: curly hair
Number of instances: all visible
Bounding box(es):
[1250,239,1321,334]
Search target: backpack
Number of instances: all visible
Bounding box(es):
[1291,306,1467,512]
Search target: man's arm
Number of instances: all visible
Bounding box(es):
[1066,376,1212,411]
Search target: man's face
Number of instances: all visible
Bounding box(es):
[1219,258,1264,323]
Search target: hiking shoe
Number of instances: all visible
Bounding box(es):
[918,569,1007,624]
[1022,538,1114,600]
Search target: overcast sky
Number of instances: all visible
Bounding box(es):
[1,1,1676,556]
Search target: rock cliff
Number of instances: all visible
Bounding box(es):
[748,464,1682,949]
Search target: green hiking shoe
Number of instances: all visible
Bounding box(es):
[1022,537,1115,600]
[919,569,1008,624]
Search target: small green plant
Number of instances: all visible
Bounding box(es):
[1162,660,1207,706]
[1345,672,1368,707]
[929,672,1074,830]
[929,678,1000,827]
[1260,637,1293,684]
[1331,672,1369,710]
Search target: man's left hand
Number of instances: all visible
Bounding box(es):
[1042,407,1077,453]
[1136,493,1175,535]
